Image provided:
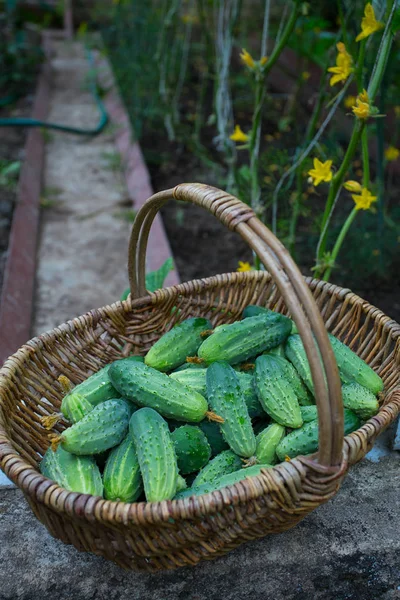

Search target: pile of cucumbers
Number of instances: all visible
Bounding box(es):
[40,305,383,503]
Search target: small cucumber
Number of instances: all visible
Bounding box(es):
[198,313,292,366]
[328,335,384,396]
[130,407,178,502]
[276,408,361,461]
[171,425,211,474]
[61,393,94,424]
[255,423,286,465]
[169,368,207,396]
[242,305,271,319]
[206,362,256,458]
[198,420,229,456]
[265,344,286,358]
[254,355,303,428]
[145,317,212,372]
[40,446,103,496]
[192,450,243,487]
[175,464,272,499]
[236,372,265,418]
[285,334,316,394]
[109,359,218,423]
[300,406,318,423]
[56,399,130,455]
[341,382,379,420]
[103,435,142,503]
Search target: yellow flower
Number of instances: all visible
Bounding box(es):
[344,180,362,193]
[352,90,371,119]
[230,125,249,143]
[356,3,384,42]
[181,14,199,24]
[308,158,333,186]
[302,71,311,81]
[327,42,353,86]
[385,146,400,161]
[344,95,357,109]
[237,261,252,272]
[240,49,255,69]
[394,106,400,118]
[352,187,378,210]
[260,56,268,66]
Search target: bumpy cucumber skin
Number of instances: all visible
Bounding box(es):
[61,392,94,423]
[198,420,229,456]
[276,409,361,461]
[341,382,379,420]
[60,399,130,455]
[130,407,178,502]
[275,354,314,406]
[63,364,120,409]
[254,355,303,428]
[175,464,272,499]
[266,344,286,358]
[40,446,103,496]
[103,435,142,502]
[144,317,212,372]
[206,362,256,458]
[109,360,209,422]
[285,334,315,394]
[255,423,286,465]
[169,369,207,396]
[328,335,384,395]
[236,372,265,418]
[171,426,211,474]
[192,450,243,487]
[300,406,318,423]
[198,313,292,366]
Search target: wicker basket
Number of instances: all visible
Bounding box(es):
[0,184,399,572]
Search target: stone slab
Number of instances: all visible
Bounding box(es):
[0,457,399,600]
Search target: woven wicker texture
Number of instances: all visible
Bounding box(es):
[0,183,399,572]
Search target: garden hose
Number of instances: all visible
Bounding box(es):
[0,47,109,136]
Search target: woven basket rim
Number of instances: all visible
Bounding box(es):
[1,272,399,528]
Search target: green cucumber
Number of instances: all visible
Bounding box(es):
[176,474,187,492]
[255,423,286,465]
[206,361,256,458]
[144,317,212,372]
[109,359,217,423]
[285,334,316,394]
[328,335,384,395]
[198,420,229,456]
[171,425,211,474]
[300,406,318,423]
[130,407,178,502]
[173,362,206,372]
[276,408,361,461]
[40,446,103,496]
[192,450,243,487]
[169,368,207,396]
[198,313,292,366]
[175,464,272,499]
[341,382,379,420]
[266,344,286,358]
[236,371,265,418]
[57,399,130,455]
[103,435,142,502]
[254,355,303,428]
[61,393,94,424]
[242,305,271,319]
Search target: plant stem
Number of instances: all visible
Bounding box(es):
[288,167,302,257]
[249,78,265,214]
[262,2,299,77]
[356,39,366,92]
[316,120,364,267]
[361,126,369,187]
[322,208,358,281]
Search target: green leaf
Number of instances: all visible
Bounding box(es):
[120,257,174,301]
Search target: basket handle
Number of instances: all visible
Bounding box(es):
[128,183,343,469]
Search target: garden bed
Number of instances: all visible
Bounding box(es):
[0,96,34,294]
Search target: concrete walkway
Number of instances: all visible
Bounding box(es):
[33,40,133,335]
